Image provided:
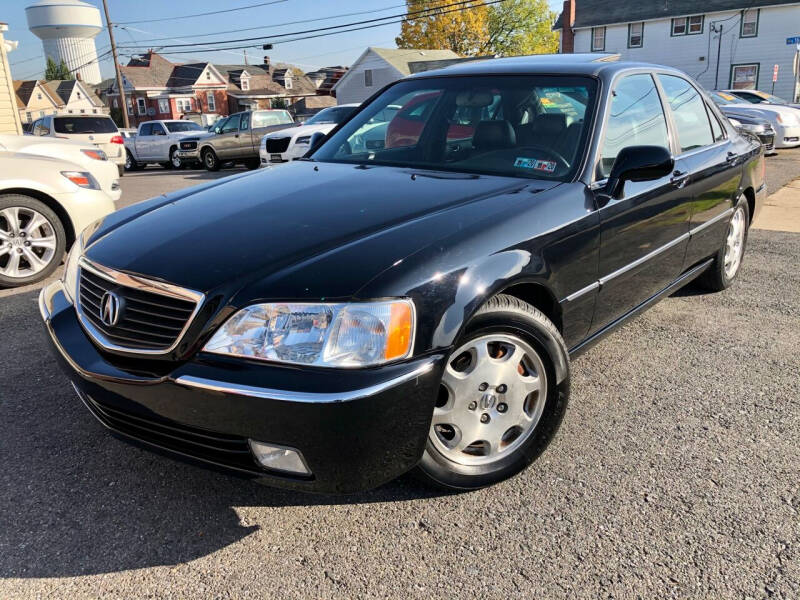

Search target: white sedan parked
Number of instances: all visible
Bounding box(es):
[710,91,800,148]
[260,104,360,166]
[0,139,117,287]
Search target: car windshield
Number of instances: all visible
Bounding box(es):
[710,92,740,105]
[305,106,357,125]
[738,91,788,104]
[165,121,203,132]
[312,75,598,181]
[53,117,117,134]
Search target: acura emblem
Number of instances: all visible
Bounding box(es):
[100,291,122,327]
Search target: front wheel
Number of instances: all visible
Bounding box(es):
[0,195,66,288]
[415,294,570,491]
[244,157,260,170]
[698,200,750,292]
[202,148,220,171]
[169,148,182,169]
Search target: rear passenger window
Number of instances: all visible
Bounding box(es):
[657,75,714,152]
[598,73,670,179]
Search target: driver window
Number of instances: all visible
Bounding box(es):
[598,73,670,179]
[140,123,153,136]
[222,115,240,133]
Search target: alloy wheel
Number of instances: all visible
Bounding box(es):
[171,151,182,169]
[0,206,57,279]
[125,152,133,170]
[724,206,746,279]
[431,333,548,466]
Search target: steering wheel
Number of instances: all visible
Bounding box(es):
[516,145,571,170]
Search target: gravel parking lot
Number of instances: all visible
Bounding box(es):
[1,158,799,598]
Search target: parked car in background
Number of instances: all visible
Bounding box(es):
[28,114,126,176]
[725,114,775,154]
[180,109,296,171]
[260,104,358,165]
[0,135,121,204]
[40,56,764,494]
[124,120,210,171]
[710,91,800,148]
[722,89,800,110]
[119,128,136,141]
[1,145,116,287]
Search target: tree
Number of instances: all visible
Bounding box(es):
[396,0,489,56]
[45,57,74,81]
[483,0,559,56]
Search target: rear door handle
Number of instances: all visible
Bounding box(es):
[670,169,689,187]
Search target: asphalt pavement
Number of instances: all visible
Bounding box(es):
[1,161,799,598]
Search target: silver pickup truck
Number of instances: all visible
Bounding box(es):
[124,120,211,171]
[177,109,296,171]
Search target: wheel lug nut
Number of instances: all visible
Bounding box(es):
[480,413,490,424]
[478,382,488,391]
[497,403,508,413]
[468,400,477,411]
[497,384,507,393]
[16,248,23,254]
[24,241,30,247]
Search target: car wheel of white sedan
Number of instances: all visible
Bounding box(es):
[0,195,66,288]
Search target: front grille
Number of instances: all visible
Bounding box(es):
[80,390,260,473]
[266,137,291,153]
[77,263,200,353]
[180,140,197,150]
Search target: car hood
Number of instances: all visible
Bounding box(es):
[85,161,559,295]
[265,123,335,140]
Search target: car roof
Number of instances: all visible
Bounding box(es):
[407,53,687,81]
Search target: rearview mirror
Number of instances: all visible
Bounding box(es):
[605,145,673,200]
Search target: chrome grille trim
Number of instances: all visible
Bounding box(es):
[75,257,205,355]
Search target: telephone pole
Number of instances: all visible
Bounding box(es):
[101,0,129,128]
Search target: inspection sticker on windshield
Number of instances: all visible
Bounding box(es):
[514,157,556,173]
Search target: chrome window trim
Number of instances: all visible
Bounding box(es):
[174,359,436,404]
[75,257,205,356]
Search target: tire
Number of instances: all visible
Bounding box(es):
[117,164,124,177]
[0,194,66,288]
[124,150,141,172]
[244,157,260,170]
[202,148,220,171]
[414,294,570,491]
[169,147,182,170]
[697,199,750,292]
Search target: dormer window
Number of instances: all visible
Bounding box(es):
[241,75,250,91]
[284,76,292,90]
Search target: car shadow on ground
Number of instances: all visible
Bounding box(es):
[0,290,441,579]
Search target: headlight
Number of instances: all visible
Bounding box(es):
[737,122,766,133]
[62,219,103,302]
[204,300,415,367]
[295,136,311,145]
[81,149,107,161]
[61,171,100,190]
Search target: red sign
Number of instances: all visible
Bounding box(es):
[773,64,779,82]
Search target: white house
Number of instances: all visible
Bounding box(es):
[332,47,461,104]
[555,0,800,102]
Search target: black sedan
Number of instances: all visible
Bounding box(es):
[39,55,765,493]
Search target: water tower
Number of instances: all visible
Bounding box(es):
[26,0,103,84]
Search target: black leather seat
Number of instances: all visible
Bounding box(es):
[472,120,516,152]
[517,113,568,147]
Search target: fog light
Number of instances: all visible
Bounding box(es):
[249,440,310,475]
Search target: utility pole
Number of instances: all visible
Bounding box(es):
[101,0,129,128]
[713,22,724,90]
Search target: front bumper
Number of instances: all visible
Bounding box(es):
[259,143,307,166]
[39,280,444,493]
[176,148,200,161]
[775,124,800,148]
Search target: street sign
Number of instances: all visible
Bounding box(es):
[773,64,779,82]
[787,36,800,44]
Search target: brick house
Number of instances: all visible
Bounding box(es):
[107,52,324,126]
[554,0,800,101]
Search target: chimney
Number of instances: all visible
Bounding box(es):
[560,0,576,54]
[263,55,270,68]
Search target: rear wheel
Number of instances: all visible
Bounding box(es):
[203,148,220,171]
[0,195,66,288]
[415,294,570,491]
[124,150,141,171]
[698,200,749,292]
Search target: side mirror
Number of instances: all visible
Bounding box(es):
[605,145,674,200]
[308,131,326,153]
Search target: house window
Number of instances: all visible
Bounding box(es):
[241,77,250,91]
[39,111,45,118]
[364,69,373,87]
[80,109,85,114]
[628,22,643,48]
[126,97,133,115]
[176,98,193,113]
[158,98,169,113]
[113,98,118,108]
[284,77,292,90]
[136,97,146,115]
[206,92,216,112]
[591,27,605,51]
[206,70,211,80]
[77,91,81,99]
[740,9,758,37]
[37,93,42,100]
[25,111,31,122]
[672,15,703,35]
[730,63,759,90]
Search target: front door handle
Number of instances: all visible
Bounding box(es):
[670,169,689,187]
[726,151,737,163]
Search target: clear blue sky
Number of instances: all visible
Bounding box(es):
[6,0,564,81]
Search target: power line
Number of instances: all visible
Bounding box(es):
[117,0,499,49]
[115,0,290,25]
